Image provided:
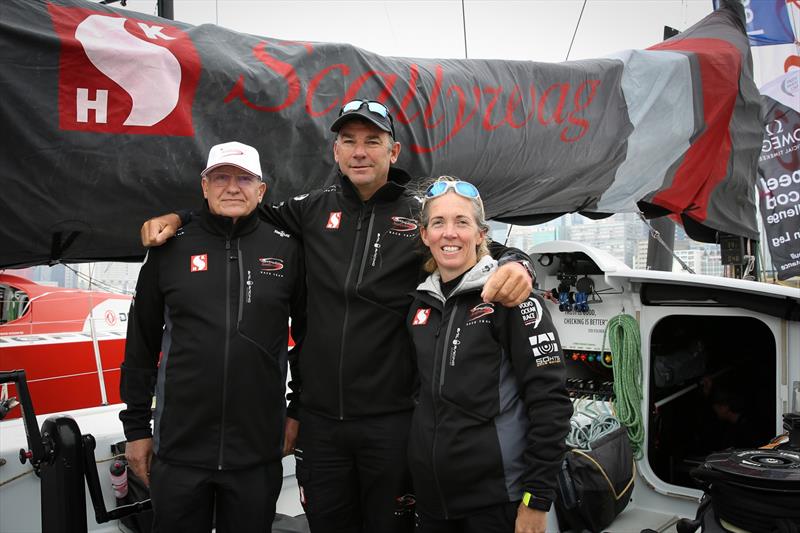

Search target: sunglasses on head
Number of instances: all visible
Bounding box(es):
[424,180,480,200]
[339,99,391,119]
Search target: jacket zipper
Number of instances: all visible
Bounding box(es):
[431,306,457,518]
[355,209,376,283]
[218,238,234,469]
[338,208,365,419]
[438,305,458,390]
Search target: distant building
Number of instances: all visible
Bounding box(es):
[72,262,141,293]
[504,223,561,254]
[563,213,644,267]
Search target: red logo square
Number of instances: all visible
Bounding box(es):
[190,254,208,272]
[412,308,431,326]
[326,211,342,229]
[48,5,200,136]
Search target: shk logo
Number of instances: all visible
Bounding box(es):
[190,254,208,272]
[326,212,342,229]
[48,6,200,135]
[412,308,430,326]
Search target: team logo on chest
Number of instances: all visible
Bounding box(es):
[388,216,418,238]
[190,254,208,272]
[258,257,285,277]
[412,308,431,326]
[326,211,342,229]
[467,303,494,324]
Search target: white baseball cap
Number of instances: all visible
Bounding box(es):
[202,141,262,179]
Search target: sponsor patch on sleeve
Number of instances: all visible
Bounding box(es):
[519,297,542,328]
[529,331,561,367]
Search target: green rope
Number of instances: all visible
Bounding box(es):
[600,313,644,459]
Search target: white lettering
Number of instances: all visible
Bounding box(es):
[137,23,176,40]
[766,190,800,210]
[76,88,108,123]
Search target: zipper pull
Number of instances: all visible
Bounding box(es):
[226,240,236,261]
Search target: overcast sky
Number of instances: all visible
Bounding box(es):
[117,0,715,63]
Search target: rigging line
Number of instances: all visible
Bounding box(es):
[565,0,589,62]
[636,212,696,274]
[461,0,469,59]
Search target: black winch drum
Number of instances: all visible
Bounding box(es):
[690,448,800,533]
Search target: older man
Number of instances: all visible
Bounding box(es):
[141,101,533,533]
[121,141,305,533]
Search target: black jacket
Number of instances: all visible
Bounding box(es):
[407,257,572,519]
[259,168,527,420]
[120,205,305,469]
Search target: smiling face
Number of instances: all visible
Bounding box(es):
[420,191,487,282]
[333,119,400,201]
[201,164,266,222]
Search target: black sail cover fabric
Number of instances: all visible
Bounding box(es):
[0,0,762,267]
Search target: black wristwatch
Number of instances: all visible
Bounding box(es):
[522,491,552,511]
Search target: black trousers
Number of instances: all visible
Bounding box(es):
[414,501,519,533]
[149,455,283,533]
[294,409,415,533]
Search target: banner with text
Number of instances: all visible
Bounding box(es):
[0,0,761,267]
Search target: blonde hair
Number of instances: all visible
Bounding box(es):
[418,176,490,273]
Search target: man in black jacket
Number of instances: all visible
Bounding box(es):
[140,101,533,533]
[121,141,305,533]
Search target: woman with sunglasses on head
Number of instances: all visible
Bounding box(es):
[407,177,572,533]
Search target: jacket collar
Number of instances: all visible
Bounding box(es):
[416,255,498,304]
[197,201,260,238]
[339,166,413,204]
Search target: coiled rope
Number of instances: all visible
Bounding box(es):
[600,313,644,459]
[566,397,621,450]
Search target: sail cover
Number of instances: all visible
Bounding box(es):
[0,0,761,268]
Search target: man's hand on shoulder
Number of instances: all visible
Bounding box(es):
[482,261,532,307]
[140,214,181,247]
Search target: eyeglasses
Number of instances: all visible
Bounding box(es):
[340,99,390,119]
[424,180,480,200]
[205,173,260,187]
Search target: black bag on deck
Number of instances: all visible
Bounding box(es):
[119,465,154,533]
[555,426,635,533]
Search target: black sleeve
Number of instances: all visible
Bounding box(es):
[286,242,307,420]
[176,209,193,226]
[118,250,164,441]
[504,295,572,503]
[257,196,306,238]
[487,240,534,280]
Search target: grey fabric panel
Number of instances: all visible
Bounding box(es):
[494,348,527,500]
[152,304,172,454]
[596,50,694,212]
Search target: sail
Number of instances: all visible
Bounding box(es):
[0,0,761,267]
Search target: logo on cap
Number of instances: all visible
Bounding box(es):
[190,254,208,272]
